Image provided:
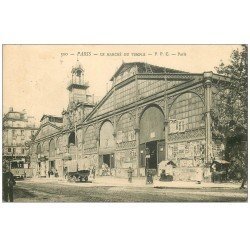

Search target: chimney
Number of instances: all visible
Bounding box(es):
[23,109,27,119]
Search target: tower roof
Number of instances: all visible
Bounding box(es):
[71,60,84,74]
[110,62,188,80]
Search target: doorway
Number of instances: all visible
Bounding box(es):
[101,154,115,176]
[49,160,55,171]
[103,154,110,167]
[146,141,157,169]
[102,154,114,169]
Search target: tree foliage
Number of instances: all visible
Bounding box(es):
[213,45,248,179]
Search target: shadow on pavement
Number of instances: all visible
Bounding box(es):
[14,187,37,199]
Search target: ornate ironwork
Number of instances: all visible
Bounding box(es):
[116,141,136,149]
[190,86,205,101]
[84,147,98,154]
[168,128,206,142]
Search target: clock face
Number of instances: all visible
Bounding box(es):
[76,69,82,77]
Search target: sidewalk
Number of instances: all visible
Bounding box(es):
[25,176,245,189]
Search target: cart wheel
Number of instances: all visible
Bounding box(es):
[84,176,88,182]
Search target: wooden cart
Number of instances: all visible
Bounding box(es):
[67,170,90,182]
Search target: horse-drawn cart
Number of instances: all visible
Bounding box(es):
[67,170,90,182]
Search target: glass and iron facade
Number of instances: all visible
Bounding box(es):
[30,62,231,181]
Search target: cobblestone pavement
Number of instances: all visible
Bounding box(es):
[10,177,248,202]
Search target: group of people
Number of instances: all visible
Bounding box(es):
[127,167,154,184]
[101,163,111,176]
[48,168,59,178]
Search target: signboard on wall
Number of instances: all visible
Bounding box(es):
[150,132,156,138]
[117,130,135,143]
[169,120,177,133]
[128,131,135,141]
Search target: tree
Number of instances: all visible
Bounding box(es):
[213,45,248,184]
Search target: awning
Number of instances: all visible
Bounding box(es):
[213,159,230,164]
[166,160,177,166]
[158,160,177,167]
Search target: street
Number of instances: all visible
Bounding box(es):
[11,178,247,202]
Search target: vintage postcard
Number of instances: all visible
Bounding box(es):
[2,44,248,202]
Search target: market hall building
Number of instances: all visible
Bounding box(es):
[29,61,230,181]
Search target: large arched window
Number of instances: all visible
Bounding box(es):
[68,132,77,160]
[116,113,135,143]
[37,143,42,154]
[139,105,165,144]
[84,126,96,149]
[56,136,63,153]
[49,138,56,157]
[68,132,76,146]
[99,121,115,150]
[169,92,205,133]
[42,141,49,155]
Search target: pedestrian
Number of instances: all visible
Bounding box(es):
[196,165,203,184]
[2,165,16,202]
[159,169,167,181]
[211,162,217,183]
[127,167,133,183]
[92,167,96,179]
[240,166,247,189]
[48,170,51,178]
[146,169,153,184]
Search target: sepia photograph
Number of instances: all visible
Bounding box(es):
[2,44,248,202]
[1,2,250,250]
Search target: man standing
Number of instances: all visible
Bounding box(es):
[2,165,16,202]
[127,167,133,183]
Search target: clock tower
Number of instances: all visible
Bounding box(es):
[63,61,95,128]
[67,61,89,104]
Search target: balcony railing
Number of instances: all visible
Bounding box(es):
[68,80,89,87]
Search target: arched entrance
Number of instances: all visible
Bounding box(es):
[68,132,76,146]
[49,138,56,173]
[67,132,77,172]
[139,105,165,171]
[99,121,115,175]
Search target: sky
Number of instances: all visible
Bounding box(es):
[3,45,241,124]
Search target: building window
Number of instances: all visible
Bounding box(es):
[8,148,12,153]
[169,92,205,133]
[13,148,16,154]
[84,126,96,150]
[116,113,135,143]
[12,130,16,136]
[22,148,25,154]
[95,92,114,116]
[21,130,24,136]
[116,82,137,109]
[170,119,188,133]
[138,79,165,100]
